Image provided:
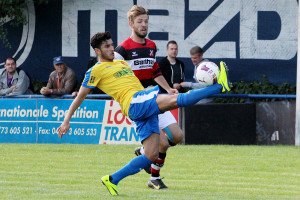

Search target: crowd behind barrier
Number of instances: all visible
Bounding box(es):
[0,93,296,99]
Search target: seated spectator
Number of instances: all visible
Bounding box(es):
[40,56,76,96]
[0,57,32,96]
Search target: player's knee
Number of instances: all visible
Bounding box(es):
[172,130,183,144]
[148,152,159,162]
[167,128,183,146]
[159,138,169,151]
[144,150,159,162]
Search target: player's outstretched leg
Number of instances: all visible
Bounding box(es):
[177,63,231,107]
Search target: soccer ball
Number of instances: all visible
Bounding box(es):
[195,61,219,86]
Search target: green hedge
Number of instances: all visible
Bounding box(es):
[214,75,296,103]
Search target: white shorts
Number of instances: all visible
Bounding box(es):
[158,111,177,129]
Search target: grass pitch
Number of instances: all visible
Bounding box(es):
[0,144,299,200]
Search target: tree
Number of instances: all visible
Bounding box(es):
[0,0,47,48]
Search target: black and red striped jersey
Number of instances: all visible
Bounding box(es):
[114,37,162,88]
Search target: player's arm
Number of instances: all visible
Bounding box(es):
[57,86,91,137]
[153,62,178,94]
[154,75,178,94]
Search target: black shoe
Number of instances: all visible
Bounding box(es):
[134,147,142,156]
[147,179,168,190]
[134,147,151,174]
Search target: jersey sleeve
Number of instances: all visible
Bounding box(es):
[152,62,162,78]
[82,67,100,89]
[114,52,124,60]
[115,45,127,59]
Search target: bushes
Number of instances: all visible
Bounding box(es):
[31,76,296,102]
[214,75,296,103]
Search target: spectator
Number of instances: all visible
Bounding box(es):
[40,56,76,96]
[0,57,32,96]
[158,40,185,93]
[180,46,209,89]
[181,46,213,103]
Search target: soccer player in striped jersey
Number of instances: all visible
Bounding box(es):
[114,5,183,189]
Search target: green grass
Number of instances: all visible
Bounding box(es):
[0,144,299,200]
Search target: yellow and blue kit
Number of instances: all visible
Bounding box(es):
[82,60,161,141]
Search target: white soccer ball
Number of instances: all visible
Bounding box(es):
[195,61,219,86]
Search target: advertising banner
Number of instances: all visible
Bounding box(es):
[0,99,37,143]
[0,98,179,144]
[100,100,139,144]
[0,99,105,144]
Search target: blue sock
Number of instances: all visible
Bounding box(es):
[110,154,152,185]
[177,84,222,107]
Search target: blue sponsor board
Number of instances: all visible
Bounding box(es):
[36,99,104,123]
[37,122,101,144]
[0,99,105,144]
[0,99,37,143]
[0,122,37,143]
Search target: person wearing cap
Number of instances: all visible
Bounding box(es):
[40,56,76,96]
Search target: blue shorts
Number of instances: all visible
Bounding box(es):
[128,86,161,142]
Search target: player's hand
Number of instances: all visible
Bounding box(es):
[167,88,178,94]
[57,122,70,138]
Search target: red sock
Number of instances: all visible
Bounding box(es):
[151,152,166,178]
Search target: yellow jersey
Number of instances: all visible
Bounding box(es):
[82,60,144,115]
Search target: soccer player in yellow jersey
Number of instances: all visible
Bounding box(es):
[57,31,231,196]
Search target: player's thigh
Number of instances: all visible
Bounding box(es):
[156,94,178,111]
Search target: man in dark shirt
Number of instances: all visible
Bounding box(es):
[158,40,185,93]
